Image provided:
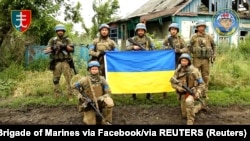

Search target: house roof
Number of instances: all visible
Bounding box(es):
[126,0,191,21]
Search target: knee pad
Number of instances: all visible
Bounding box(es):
[53,77,60,84]
[103,96,114,108]
[185,95,194,107]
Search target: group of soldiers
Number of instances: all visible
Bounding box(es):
[44,19,216,125]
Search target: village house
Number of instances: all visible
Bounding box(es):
[108,0,250,50]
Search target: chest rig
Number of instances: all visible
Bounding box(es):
[168,35,181,49]
[50,36,72,60]
[95,38,114,52]
[176,66,199,90]
[83,76,104,100]
[133,36,151,50]
[191,33,213,58]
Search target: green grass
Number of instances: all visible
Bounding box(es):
[1,38,250,108]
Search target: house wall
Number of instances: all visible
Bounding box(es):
[174,15,250,47]
[174,16,215,41]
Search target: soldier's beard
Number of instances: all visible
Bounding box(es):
[101,34,109,39]
[138,33,144,38]
[57,33,64,38]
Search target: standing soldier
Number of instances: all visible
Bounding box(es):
[72,61,114,125]
[44,24,74,101]
[162,23,189,98]
[127,23,155,100]
[89,23,118,78]
[170,53,207,125]
[189,20,216,99]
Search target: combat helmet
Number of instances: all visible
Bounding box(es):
[168,23,179,32]
[178,53,192,65]
[99,23,110,31]
[54,24,66,32]
[87,61,100,70]
[135,23,147,32]
[196,20,206,28]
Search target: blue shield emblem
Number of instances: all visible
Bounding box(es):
[212,9,240,36]
[11,10,32,32]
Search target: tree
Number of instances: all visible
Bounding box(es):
[0,0,82,71]
[82,0,120,39]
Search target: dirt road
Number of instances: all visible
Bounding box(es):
[0,105,250,125]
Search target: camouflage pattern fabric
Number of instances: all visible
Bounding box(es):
[72,74,114,125]
[170,65,205,125]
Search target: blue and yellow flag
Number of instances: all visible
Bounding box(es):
[105,50,176,94]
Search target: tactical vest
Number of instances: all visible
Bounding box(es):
[84,76,105,100]
[176,65,200,90]
[50,36,72,60]
[94,37,115,52]
[191,33,213,58]
[133,35,151,50]
[168,35,182,49]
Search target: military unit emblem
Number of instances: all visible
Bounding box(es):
[11,10,32,33]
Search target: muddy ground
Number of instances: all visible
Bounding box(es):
[0,104,250,125]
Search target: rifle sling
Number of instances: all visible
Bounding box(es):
[87,77,100,111]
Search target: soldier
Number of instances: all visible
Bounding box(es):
[72,61,114,125]
[189,20,216,99]
[170,53,206,125]
[127,23,155,100]
[89,23,118,78]
[162,23,189,98]
[44,24,74,101]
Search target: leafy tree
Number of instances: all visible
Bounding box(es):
[82,0,120,39]
[0,0,82,71]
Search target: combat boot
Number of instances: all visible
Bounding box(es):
[146,93,152,100]
[102,107,113,125]
[201,105,209,112]
[187,120,194,125]
[161,92,167,99]
[132,94,137,100]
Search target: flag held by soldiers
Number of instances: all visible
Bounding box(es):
[105,50,176,94]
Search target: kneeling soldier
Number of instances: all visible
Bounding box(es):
[72,61,114,125]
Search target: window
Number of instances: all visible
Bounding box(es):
[110,27,118,43]
[239,30,248,41]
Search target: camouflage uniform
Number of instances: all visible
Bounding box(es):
[189,20,216,99]
[170,53,205,125]
[72,61,114,125]
[89,24,118,78]
[46,24,74,100]
[127,23,154,100]
[162,23,189,68]
[127,35,154,51]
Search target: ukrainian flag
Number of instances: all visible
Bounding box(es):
[105,50,175,94]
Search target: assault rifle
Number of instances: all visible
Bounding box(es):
[170,77,208,108]
[128,38,146,50]
[68,59,78,75]
[80,92,112,125]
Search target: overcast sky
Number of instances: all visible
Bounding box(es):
[57,0,148,32]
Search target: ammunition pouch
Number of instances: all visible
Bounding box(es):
[192,47,212,58]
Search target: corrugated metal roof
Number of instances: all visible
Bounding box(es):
[126,0,187,18]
